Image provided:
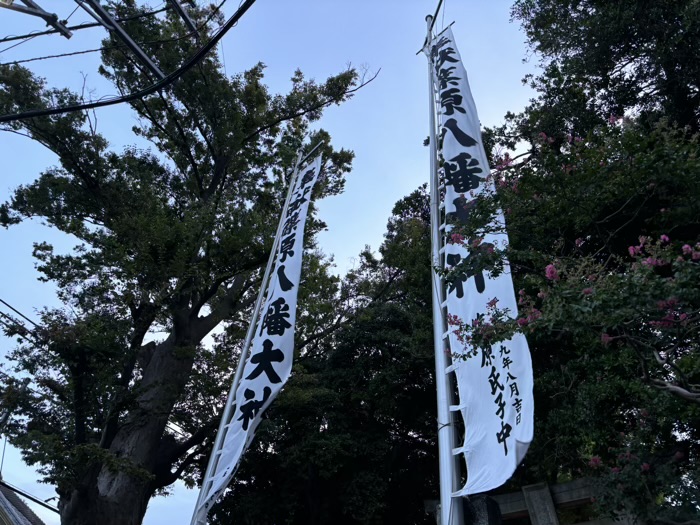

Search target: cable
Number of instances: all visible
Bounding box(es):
[0,5,171,44]
[0,435,6,474]
[63,4,82,24]
[0,46,106,66]
[0,299,38,327]
[0,33,40,55]
[0,0,257,123]
[0,0,230,67]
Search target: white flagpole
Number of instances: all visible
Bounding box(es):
[190,142,323,525]
[425,14,464,525]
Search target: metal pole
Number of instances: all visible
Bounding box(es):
[190,143,322,525]
[0,0,72,38]
[166,0,198,36]
[425,15,464,525]
[75,0,166,80]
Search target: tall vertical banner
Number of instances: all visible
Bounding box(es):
[193,156,323,522]
[429,28,534,495]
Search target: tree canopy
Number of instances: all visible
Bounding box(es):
[0,2,363,524]
[1,2,699,525]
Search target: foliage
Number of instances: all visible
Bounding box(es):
[453,112,700,521]
[209,187,438,525]
[0,2,366,523]
[511,0,700,132]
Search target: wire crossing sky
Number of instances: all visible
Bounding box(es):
[0,2,538,523]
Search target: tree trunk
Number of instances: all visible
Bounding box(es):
[59,323,199,525]
[60,482,153,525]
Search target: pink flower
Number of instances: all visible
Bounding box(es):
[537,290,547,299]
[582,288,593,295]
[495,154,513,171]
[601,333,613,345]
[588,456,603,468]
[527,308,542,322]
[575,238,584,248]
[517,318,529,327]
[682,244,693,255]
[486,297,499,309]
[447,314,462,326]
[642,257,660,267]
[641,463,650,472]
[611,467,620,474]
[450,233,465,244]
[660,234,670,243]
[693,251,700,261]
[545,264,559,281]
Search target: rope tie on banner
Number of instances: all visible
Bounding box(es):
[437,420,452,431]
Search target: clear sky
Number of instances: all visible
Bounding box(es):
[0,1,537,523]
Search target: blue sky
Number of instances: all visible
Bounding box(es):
[0,1,537,523]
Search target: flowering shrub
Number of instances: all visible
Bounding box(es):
[446,121,700,523]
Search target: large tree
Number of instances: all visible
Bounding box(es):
[0,2,366,524]
[210,187,438,525]
[511,0,700,133]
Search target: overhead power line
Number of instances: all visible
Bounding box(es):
[0,0,256,123]
[0,0,72,39]
[0,5,170,44]
[0,33,40,55]
[0,299,38,327]
[0,0,230,67]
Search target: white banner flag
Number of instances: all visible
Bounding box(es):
[429,28,534,495]
[194,156,322,520]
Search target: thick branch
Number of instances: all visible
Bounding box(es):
[192,273,253,342]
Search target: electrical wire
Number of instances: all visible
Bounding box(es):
[0,0,230,68]
[0,33,40,55]
[0,46,106,66]
[0,5,171,44]
[63,4,82,24]
[0,0,257,123]
[0,298,38,327]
